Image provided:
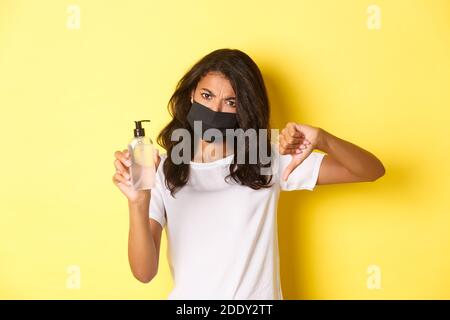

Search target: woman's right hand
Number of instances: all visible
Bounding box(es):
[112,148,161,203]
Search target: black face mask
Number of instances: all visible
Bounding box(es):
[187,100,238,142]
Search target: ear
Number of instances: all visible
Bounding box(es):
[190,89,195,104]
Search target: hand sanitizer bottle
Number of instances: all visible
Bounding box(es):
[128,120,155,190]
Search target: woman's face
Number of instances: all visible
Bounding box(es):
[191,72,237,114]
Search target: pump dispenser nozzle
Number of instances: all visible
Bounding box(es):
[133,120,151,138]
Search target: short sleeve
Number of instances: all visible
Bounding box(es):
[149,154,167,228]
[276,147,326,191]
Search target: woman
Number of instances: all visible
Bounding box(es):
[112,48,385,299]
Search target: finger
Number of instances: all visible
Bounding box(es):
[154,148,161,169]
[284,137,308,151]
[280,135,301,153]
[281,128,305,144]
[279,143,296,155]
[294,143,309,153]
[282,126,301,141]
[280,134,297,148]
[285,135,304,145]
[282,150,312,181]
[294,142,313,155]
[287,123,304,138]
[282,159,298,181]
[279,144,291,155]
[115,150,132,167]
[112,172,132,186]
[293,145,313,164]
[114,159,130,180]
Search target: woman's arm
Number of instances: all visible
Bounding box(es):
[315,128,386,185]
[279,122,385,184]
[113,148,163,283]
[128,194,163,283]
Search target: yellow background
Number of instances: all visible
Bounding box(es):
[0,0,449,299]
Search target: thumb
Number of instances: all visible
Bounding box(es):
[282,159,298,181]
[282,148,312,181]
[154,148,161,169]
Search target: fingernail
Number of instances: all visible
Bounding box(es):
[126,181,132,186]
[125,173,130,180]
[125,160,132,167]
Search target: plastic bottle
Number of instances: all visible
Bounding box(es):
[127,120,155,190]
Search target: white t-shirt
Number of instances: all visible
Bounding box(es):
[149,143,326,300]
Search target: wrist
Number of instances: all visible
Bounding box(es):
[128,191,151,208]
[316,127,330,151]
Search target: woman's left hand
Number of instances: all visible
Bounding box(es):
[278,122,323,181]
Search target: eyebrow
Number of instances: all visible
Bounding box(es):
[200,88,236,100]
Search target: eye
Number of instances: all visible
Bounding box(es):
[201,93,212,100]
[227,100,236,107]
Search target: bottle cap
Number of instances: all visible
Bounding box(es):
[133,120,151,137]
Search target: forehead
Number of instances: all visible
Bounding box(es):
[197,72,235,95]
